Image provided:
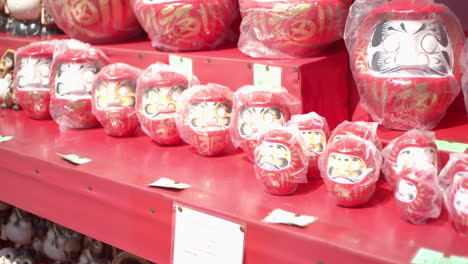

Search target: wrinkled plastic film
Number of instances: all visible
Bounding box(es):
[444,176,468,236]
[439,153,468,191]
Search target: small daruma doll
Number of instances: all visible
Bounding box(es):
[287,112,329,179]
[14,40,55,120]
[50,40,110,129]
[329,121,381,149]
[230,86,301,161]
[382,129,440,189]
[444,177,468,236]
[254,125,308,195]
[439,153,468,191]
[92,63,142,137]
[394,162,442,225]
[238,0,350,58]
[131,0,238,52]
[176,83,234,156]
[345,0,465,130]
[319,134,382,207]
[136,63,191,145]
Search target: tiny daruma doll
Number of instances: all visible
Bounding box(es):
[439,153,468,191]
[176,83,234,156]
[382,129,440,189]
[394,162,442,224]
[50,40,110,129]
[345,0,465,130]
[0,49,16,109]
[14,40,55,120]
[254,125,308,195]
[230,85,301,161]
[92,63,142,137]
[444,177,468,236]
[319,134,382,207]
[329,121,381,149]
[136,63,192,145]
[287,112,329,179]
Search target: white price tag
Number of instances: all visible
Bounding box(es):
[412,248,468,264]
[57,153,92,165]
[173,203,245,264]
[253,64,282,88]
[0,136,13,143]
[149,178,190,190]
[263,209,318,227]
[169,55,193,77]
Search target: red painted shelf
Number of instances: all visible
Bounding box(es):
[0,110,467,264]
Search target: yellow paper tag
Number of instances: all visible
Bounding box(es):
[435,140,468,153]
[169,55,193,77]
[253,64,282,88]
[412,248,468,264]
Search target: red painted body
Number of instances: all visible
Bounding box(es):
[439,153,468,191]
[445,178,468,236]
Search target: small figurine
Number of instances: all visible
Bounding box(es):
[77,236,114,264]
[329,121,381,148]
[176,83,234,156]
[319,134,382,207]
[6,0,60,36]
[14,40,56,120]
[13,253,34,264]
[136,63,191,145]
[50,40,109,129]
[382,130,440,189]
[0,201,12,241]
[345,0,465,130]
[92,63,142,137]
[35,223,82,263]
[287,112,329,179]
[444,177,468,236]
[254,125,309,195]
[0,248,19,264]
[439,153,468,191]
[0,49,20,110]
[230,85,301,162]
[4,209,34,247]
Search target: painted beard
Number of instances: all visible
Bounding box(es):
[96,81,136,110]
[142,85,185,120]
[257,142,291,171]
[454,187,468,215]
[55,63,98,99]
[238,106,285,139]
[17,58,52,91]
[396,147,437,173]
[300,129,326,156]
[367,20,453,78]
[327,153,367,184]
[396,179,417,203]
[189,102,232,132]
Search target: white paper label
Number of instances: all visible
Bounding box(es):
[169,55,193,77]
[173,203,245,264]
[263,209,318,227]
[149,178,190,190]
[412,248,468,264]
[0,136,13,143]
[253,64,282,88]
[57,153,92,165]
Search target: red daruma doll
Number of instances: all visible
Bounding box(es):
[238,0,350,58]
[287,112,329,179]
[254,125,309,195]
[382,130,441,189]
[439,153,468,191]
[14,40,56,120]
[319,134,382,207]
[230,86,301,162]
[92,63,142,137]
[394,162,442,225]
[345,0,465,130]
[136,63,192,145]
[329,121,381,149]
[444,176,468,236]
[175,83,234,156]
[50,40,110,129]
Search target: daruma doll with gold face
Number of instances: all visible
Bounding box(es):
[92,63,142,137]
[176,83,234,156]
[14,40,55,120]
[254,126,309,195]
[136,63,191,145]
[319,134,382,207]
[230,86,301,162]
[346,0,465,130]
[44,0,143,43]
[131,0,238,52]
[444,177,468,236]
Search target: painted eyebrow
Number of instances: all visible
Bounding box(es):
[414,23,427,34]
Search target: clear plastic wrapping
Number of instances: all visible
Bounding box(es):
[463,39,468,116]
[14,40,56,120]
[175,83,235,156]
[329,121,381,149]
[49,40,110,130]
[230,85,302,161]
[287,112,329,179]
[444,175,468,236]
[394,161,442,225]
[439,153,468,191]
[254,124,309,195]
[345,0,465,130]
[131,0,239,52]
[382,129,440,189]
[92,63,143,137]
[238,0,350,58]
[318,133,382,207]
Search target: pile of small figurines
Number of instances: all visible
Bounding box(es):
[0,201,153,264]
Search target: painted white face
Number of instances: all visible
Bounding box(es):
[188,102,232,132]
[327,153,368,184]
[0,248,17,264]
[6,0,41,20]
[299,129,326,156]
[367,20,453,78]
[257,141,291,171]
[238,107,285,139]
[17,58,52,91]
[454,187,468,215]
[396,179,417,203]
[396,147,437,173]
[142,85,185,120]
[55,63,98,99]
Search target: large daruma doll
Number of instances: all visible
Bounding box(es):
[50,40,109,129]
[230,86,301,162]
[346,0,465,130]
[14,40,55,120]
[92,63,142,137]
[444,177,468,236]
[131,0,238,52]
[238,0,350,58]
[176,83,234,156]
[44,0,143,43]
[136,63,191,145]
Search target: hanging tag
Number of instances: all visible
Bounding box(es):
[169,55,193,77]
[57,153,92,165]
[262,209,318,227]
[411,248,468,264]
[0,136,13,143]
[253,64,282,88]
[434,140,468,153]
[149,178,191,190]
